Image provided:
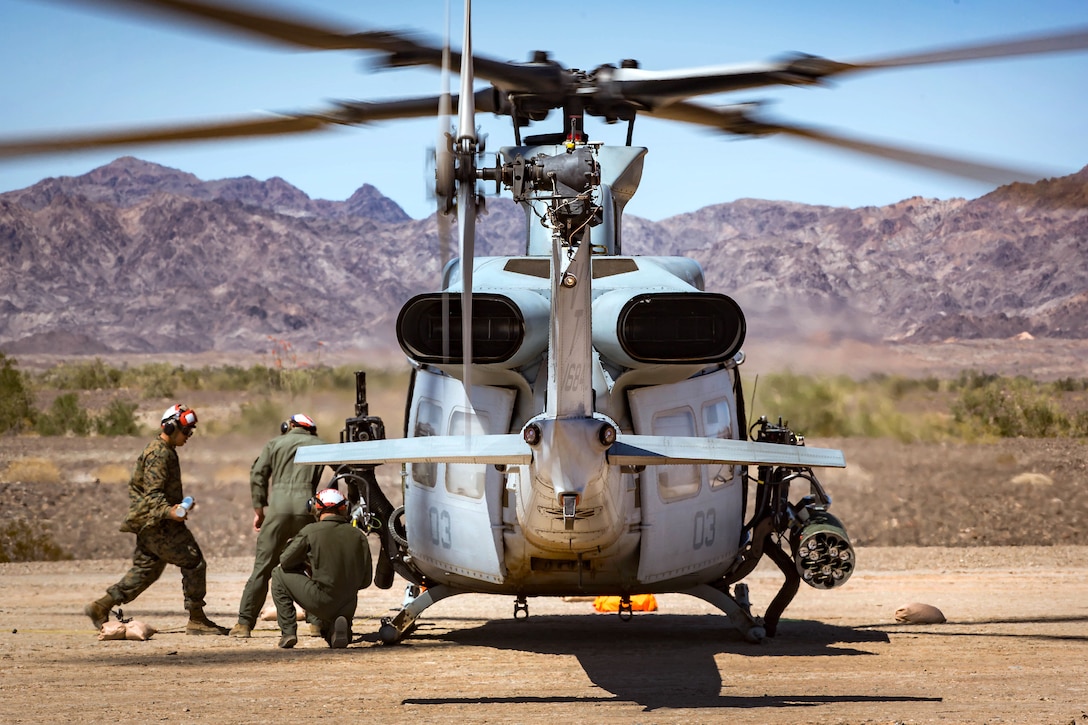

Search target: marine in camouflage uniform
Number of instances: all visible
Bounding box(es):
[229,414,328,637]
[271,488,373,649]
[84,404,226,635]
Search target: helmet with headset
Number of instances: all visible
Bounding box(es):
[289,413,317,434]
[309,487,348,516]
[161,404,198,436]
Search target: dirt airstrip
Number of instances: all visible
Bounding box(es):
[0,549,1086,724]
[1,339,1087,723]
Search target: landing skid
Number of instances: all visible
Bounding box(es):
[376,581,770,645]
[682,583,767,643]
[378,583,461,645]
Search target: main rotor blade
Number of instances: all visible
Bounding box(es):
[609,25,1088,106]
[56,0,557,91]
[848,25,1088,71]
[61,0,431,52]
[0,113,331,158]
[0,91,501,160]
[647,101,1052,186]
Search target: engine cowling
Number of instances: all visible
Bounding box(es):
[592,291,746,368]
[396,291,550,367]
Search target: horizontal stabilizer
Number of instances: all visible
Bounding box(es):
[607,435,846,468]
[294,434,533,466]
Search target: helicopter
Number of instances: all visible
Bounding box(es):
[3,0,1088,645]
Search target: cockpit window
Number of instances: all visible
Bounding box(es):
[446,410,489,499]
[651,408,701,501]
[410,398,443,488]
[702,398,737,489]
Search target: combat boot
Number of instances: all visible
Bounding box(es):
[308,622,323,637]
[330,616,350,649]
[83,595,114,630]
[228,622,252,638]
[277,633,298,649]
[186,608,229,636]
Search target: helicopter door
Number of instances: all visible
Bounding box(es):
[630,367,745,584]
[403,368,515,585]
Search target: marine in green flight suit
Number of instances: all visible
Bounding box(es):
[271,488,373,649]
[229,414,328,637]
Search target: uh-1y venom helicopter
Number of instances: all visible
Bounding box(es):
[4,1,1088,645]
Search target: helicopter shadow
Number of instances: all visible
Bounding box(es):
[405,613,935,712]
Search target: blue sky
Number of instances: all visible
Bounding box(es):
[1,0,1086,220]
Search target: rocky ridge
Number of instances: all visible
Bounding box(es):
[1,157,1085,355]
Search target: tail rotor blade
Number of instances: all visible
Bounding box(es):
[436,1,454,361]
[434,1,454,216]
[456,0,477,146]
[455,0,478,418]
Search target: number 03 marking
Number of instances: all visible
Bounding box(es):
[693,508,716,550]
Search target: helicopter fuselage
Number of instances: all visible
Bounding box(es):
[398,253,747,596]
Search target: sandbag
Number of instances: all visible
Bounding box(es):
[97,621,127,640]
[894,602,946,624]
[124,621,157,641]
[97,620,156,641]
[259,604,304,622]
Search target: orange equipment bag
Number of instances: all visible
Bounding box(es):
[592,594,658,612]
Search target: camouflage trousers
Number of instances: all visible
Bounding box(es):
[107,520,207,612]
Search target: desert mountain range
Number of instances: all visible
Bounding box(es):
[1,156,1085,356]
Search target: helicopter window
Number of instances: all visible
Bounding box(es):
[702,399,733,438]
[703,398,737,490]
[651,409,701,502]
[446,410,490,499]
[410,399,443,488]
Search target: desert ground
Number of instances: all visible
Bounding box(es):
[0,549,1085,724]
[1,338,1087,723]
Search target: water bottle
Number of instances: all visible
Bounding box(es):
[176,496,194,518]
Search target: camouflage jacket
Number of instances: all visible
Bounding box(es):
[120,436,183,533]
[249,427,328,516]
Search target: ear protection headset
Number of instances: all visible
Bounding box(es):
[162,405,197,435]
[308,487,347,515]
[289,413,318,435]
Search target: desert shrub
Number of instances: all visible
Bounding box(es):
[1053,377,1088,392]
[35,393,92,436]
[94,399,141,436]
[235,398,288,435]
[0,353,35,433]
[2,458,61,484]
[879,374,942,398]
[35,358,122,390]
[1071,411,1088,437]
[120,362,180,398]
[952,369,1002,392]
[0,519,71,562]
[952,376,1069,437]
[189,365,266,392]
[752,372,941,441]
